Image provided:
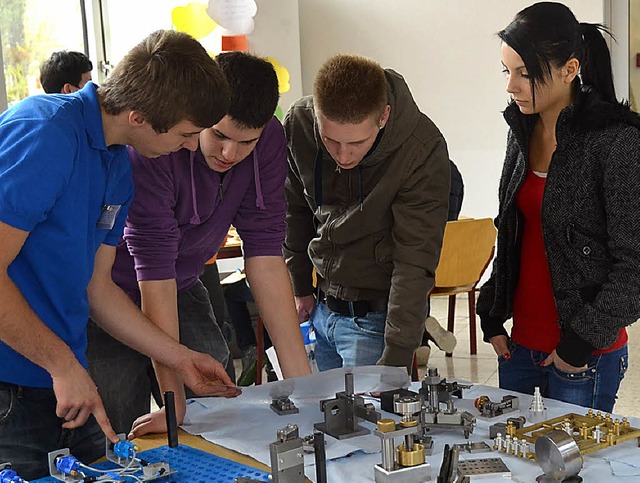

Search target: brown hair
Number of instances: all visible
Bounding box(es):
[98,30,229,133]
[313,54,387,124]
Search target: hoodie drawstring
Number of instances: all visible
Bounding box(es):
[189,151,201,224]
[253,150,265,210]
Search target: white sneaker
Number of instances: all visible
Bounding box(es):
[425,316,457,353]
[414,345,431,366]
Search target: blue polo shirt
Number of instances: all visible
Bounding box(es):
[0,83,132,388]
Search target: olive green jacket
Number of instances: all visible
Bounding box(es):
[283,70,450,369]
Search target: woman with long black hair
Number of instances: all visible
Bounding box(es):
[477,2,640,413]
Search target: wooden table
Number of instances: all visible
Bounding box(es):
[216,227,243,260]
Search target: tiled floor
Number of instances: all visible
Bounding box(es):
[423,294,639,418]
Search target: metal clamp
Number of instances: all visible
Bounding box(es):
[269,424,305,483]
[314,372,380,439]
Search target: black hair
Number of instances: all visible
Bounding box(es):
[499,1,616,105]
[40,51,93,94]
[215,51,279,129]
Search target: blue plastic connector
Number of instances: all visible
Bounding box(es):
[113,440,137,459]
[56,455,81,475]
[0,468,27,483]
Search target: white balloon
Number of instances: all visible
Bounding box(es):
[207,0,257,36]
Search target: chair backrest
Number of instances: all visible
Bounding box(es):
[434,218,497,289]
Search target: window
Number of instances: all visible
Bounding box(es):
[0,0,87,107]
[631,0,640,110]
[101,0,179,66]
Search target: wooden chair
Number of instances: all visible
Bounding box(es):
[429,218,497,357]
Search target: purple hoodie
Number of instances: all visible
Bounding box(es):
[111,117,287,296]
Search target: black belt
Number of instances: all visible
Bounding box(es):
[319,290,387,317]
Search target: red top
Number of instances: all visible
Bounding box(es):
[511,169,626,354]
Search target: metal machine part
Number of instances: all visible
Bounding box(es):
[511,411,640,460]
[386,392,433,455]
[50,442,176,482]
[420,368,471,404]
[452,441,492,454]
[457,458,511,478]
[301,434,316,454]
[271,396,300,415]
[436,444,461,483]
[0,463,27,483]
[315,372,381,439]
[415,435,434,456]
[474,395,519,418]
[313,430,327,483]
[106,433,138,467]
[419,367,475,439]
[380,388,420,415]
[269,424,305,483]
[535,429,583,482]
[373,414,430,483]
[47,448,76,482]
[165,390,179,448]
[489,416,526,439]
[528,387,548,423]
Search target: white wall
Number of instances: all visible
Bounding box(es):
[250,0,304,113]
[297,0,605,219]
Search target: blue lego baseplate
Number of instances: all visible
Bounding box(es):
[33,444,270,483]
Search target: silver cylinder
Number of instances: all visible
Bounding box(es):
[535,429,583,480]
[345,373,354,396]
[404,434,414,452]
[382,439,395,471]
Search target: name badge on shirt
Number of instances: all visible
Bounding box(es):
[97,204,122,230]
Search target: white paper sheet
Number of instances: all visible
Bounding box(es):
[182,366,409,479]
[182,368,640,482]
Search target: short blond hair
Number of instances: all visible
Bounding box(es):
[313,54,387,123]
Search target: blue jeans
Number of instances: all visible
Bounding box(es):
[310,301,386,371]
[87,279,230,434]
[498,341,628,413]
[0,382,104,480]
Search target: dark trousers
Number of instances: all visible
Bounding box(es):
[223,278,271,351]
[86,279,230,434]
[0,382,104,479]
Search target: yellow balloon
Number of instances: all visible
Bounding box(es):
[266,57,290,94]
[172,3,217,39]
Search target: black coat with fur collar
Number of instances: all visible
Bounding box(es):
[477,88,640,367]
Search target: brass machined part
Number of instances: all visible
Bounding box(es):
[399,419,418,428]
[377,419,397,432]
[474,395,490,410]
[506,420,516,437]
[396,442,425,467]
[579,422,589,439]
[509,412,640,458]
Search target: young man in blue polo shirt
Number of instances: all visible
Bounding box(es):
[0,30,239,479]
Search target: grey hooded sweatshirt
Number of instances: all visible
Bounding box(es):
[284,69,450,369]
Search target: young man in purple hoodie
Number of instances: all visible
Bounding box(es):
[87,51,311,437]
